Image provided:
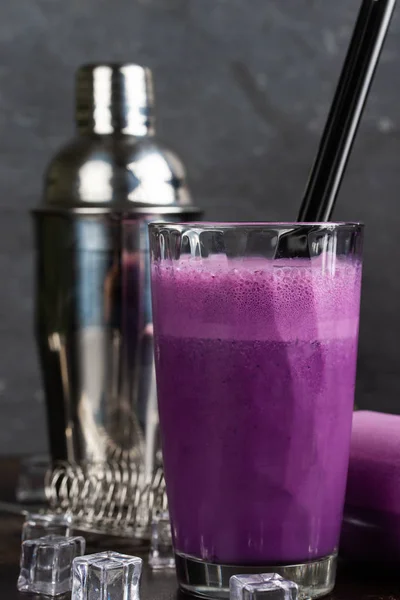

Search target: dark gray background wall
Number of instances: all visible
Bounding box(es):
[0,0,399,454]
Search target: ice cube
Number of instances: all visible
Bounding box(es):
[72,551,143,600]
[18,534,85,596]
[230,573,298,600]
[22,513,72,541]
[149,510,175,570]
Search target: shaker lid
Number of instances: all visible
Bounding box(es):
[38,63,201,216]
[76,63,155,136]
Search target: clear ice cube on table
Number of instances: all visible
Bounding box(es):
[230,574,298,600]
[22,513,73,541]
[149,510,175,570]
[18,534,86,596]
[72,551,143,600]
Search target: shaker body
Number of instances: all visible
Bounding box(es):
[34,212,160,474]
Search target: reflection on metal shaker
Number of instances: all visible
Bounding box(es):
[33,64,201,478]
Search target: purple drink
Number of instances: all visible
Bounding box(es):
[150,223,363,598]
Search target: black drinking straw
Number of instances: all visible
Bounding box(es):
[298,0,396,223]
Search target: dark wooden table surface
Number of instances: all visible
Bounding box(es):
[0,458,399,600]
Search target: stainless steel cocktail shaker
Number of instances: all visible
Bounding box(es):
[33,64,201,476]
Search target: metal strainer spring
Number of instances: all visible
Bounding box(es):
[44,460,168,539]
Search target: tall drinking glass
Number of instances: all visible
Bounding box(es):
[149,223,363,599]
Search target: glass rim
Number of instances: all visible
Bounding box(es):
[149,221,363,230]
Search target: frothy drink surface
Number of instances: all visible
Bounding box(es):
[152,256,361,564]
